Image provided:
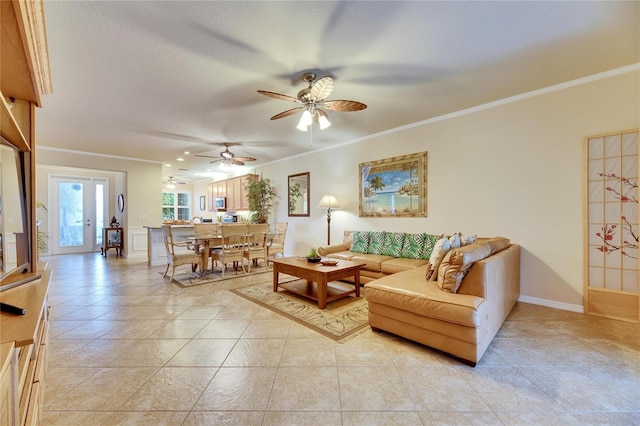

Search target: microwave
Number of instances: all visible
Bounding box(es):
[214,197,226,209]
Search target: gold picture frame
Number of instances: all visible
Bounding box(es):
[359,151,427,217]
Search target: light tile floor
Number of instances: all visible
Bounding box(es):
[41,254,640,425]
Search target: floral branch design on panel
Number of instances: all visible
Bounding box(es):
[596,173,639,259]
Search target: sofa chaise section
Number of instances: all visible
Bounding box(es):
[365,243,520,366]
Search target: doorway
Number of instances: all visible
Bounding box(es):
[49,175,108,254]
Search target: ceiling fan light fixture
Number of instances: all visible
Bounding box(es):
[297,110,313,131]
[317,109,331,130]
[219,160,233,169]
[166,183,176,189]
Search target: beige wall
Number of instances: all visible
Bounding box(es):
[259,69,640,311]
[34,69,639,310]
[36,150,163,227]
[36,150,163,257]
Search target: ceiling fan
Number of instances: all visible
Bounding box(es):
[195,143,257,166]
[257,72,367,131]
[165,176,185,185]
[164,176,185,189]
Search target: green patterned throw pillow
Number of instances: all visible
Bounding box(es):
[400,233,426,259]
[350,231,370,253]
[380,232,405,257]
[367,232,385,254]
[421,234,440,260]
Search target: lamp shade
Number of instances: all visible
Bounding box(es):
[317,194,341,210]
[317,109,331,130]
[296,110,313,131]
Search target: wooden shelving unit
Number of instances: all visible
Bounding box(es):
[1,0,52,423]
[0,270,51,425]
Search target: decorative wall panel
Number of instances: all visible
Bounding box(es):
[584,129,639,322]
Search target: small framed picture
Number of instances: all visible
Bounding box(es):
[200,195,206,211]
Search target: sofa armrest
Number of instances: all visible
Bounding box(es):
[458,244,520,302]
[318,244,348,256]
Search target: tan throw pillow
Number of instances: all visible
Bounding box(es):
[485,237,510,254]
[438,242,492,293]
[426,237,451,281]
[343,231,353,250]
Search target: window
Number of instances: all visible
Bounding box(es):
[162,192,191,221]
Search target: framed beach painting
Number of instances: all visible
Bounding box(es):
[359,151,427,217]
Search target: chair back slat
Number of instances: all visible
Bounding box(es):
[194,223,219,237]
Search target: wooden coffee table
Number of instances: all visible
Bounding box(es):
[272,257,365,309]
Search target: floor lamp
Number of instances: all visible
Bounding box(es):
[317,195,341,245]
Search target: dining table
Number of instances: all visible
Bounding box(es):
[187,234,223,276]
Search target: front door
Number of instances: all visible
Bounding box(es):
[49,176,108,254]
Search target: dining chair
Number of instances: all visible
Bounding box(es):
[161,225,202,281]
[212,223,248,277]
[243,223,270,272]
[267,222,288,265]
[194,223,220,271]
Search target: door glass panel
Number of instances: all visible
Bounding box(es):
[58,182,84,247]
[95,183,104,245]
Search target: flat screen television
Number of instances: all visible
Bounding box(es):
[0,136,40,291]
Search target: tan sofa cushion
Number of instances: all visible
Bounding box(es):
[381,257,429,274]
[438,241,492,293]
[351,253,395,272]
[325,250,357,261]
[365,266,486,328]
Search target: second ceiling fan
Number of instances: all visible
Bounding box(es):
[258,72,367,131]
[196,143,257,166]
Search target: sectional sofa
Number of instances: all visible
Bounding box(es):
[318,231,520,365]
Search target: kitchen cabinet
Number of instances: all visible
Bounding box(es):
[208,174,256,212]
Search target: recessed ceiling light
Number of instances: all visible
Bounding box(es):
[184,151,190,155]
[165,164,172,167]
[177,157,184,161]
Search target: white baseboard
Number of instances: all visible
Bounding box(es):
[518,295,584,313]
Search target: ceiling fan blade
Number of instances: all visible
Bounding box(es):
[195,154,221,159]
[231,159,245,166]
[257,90,299,103]
[321,100,368,111]
[234,156,256,162]
[270,106,305,120]
[310,76,334,101]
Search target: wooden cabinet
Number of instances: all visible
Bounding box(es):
[208,174,256,212]
[207,181,228,211]
[239,174,256,210]
[101,228,123,257]
[1,342,16,426]
[0,270,51,426]
[227,178,241,210]
[207,184,215,212]
[1,1,51,422]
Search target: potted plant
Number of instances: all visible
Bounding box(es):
[306,247,321,263]
[244,174,277,223]
[36,201,50,257]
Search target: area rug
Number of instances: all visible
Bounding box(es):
[230,281,369,341]
[166,264,271,288]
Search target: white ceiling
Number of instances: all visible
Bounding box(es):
[37,1,639,183]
